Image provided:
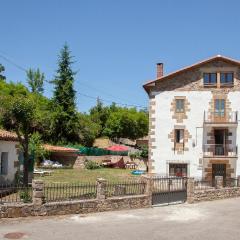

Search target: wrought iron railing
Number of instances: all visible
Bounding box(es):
[106,180,146,197]
[0,183,32,204]
[203,144,238,157]
[43,182,97,202]
[204,111,238,123]
[194,178,239,190]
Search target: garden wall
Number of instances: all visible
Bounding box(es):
[0,195,150,218]
[187,177,240,203]
[0,178,151,218]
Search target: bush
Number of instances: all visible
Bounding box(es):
[19,190,32,203]
[84,161,101,170]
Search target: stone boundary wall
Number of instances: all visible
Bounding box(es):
[0,195,150,218]
[187,177,240,203]
[192,187,240,203]
[0,178,151,218]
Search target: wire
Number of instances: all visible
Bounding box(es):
[0,50,147,109]
[77,80,142,106]
[0,51,27,72]
[78,92,147,109]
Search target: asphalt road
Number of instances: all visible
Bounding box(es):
[1,198,240,240]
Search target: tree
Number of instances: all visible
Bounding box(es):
[1,96,36,185]
[51,44,78,143]
[103,108,148,140]
[0,63,6,82]
[26,68,45,94]
[89,98,110,136]
[77,113,101,146]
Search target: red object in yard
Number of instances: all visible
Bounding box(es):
[106,145,128,151]
[112,157,125,169]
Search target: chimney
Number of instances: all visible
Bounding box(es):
[156,63,163,78]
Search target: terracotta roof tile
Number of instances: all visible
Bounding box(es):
[43,144,79,153]
[0,129,18,141]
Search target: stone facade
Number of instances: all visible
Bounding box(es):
[148,97,156,173]
[168,128,192,154]
[204,159,235,180]
[170,96,190,123]
[151,60,240,92]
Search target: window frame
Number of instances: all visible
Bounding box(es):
[0,152,8,175]
[214,98,226,117]
[203,72,217,86]
[174,129,184,144]
[220,72,234,86]
[175,98,185,113]
[169,164,188,177]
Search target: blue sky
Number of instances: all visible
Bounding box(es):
[1,0,240,112]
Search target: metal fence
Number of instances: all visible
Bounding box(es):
[194,178,239,190]
[152,176,187,193]
[0,184,32,204]
[194,180,215,190]
[43,182,97,202]
[106,180,146,197]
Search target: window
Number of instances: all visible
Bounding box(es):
[203,73,217,85]
[175,99,185,113]
[0,152,8,175]
[169,164,187,177]
[220,72,233,85]
[214,99,225,117]
[175,129,184,144]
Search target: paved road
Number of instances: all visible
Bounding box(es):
[1,198,240,240]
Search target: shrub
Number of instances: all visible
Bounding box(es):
[84,161,101,170]
[19,190,32,203]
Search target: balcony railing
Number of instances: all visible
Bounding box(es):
[203,144,238,157]
[204,111,238,124]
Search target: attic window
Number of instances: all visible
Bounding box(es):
[220,72,234,86]
[203,73,217,86]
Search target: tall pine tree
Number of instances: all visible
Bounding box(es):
[0,63,6,81]
[52,44,79,143]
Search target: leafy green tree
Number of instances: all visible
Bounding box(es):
[29,132,49,166]
[51,44,78,143]
[0,63,6,82]
[89,98,110,136]
[103,108,148,140]
[78,113,101,146]
[1,96,36,185]
[26,68,45,94]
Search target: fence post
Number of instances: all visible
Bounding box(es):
[141,175,153,205]
[237,176,240,187]
[187,178,194,204]
[32,180,44,205]
[215,176,223,189]
[96,178,107,200]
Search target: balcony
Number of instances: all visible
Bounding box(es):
[203,144,238,158]
[204,111,238,126]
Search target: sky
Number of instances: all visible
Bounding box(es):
[1,0,240,112]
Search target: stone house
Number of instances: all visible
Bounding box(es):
[143,55,240,181]
[0,129,19,184]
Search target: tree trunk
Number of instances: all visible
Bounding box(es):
[23,150,29,186]
[143,158,149,173]
[22,137,29,186]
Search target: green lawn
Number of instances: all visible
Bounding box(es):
[35,168,140,183]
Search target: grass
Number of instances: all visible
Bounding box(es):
[35,168,140,183]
